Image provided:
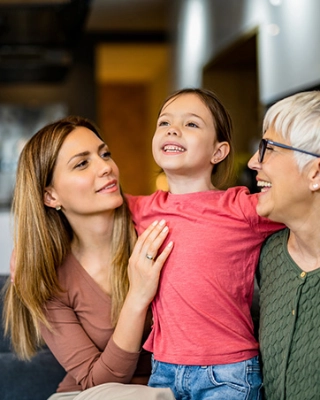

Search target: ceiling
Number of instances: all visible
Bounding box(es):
[0,0,171,83]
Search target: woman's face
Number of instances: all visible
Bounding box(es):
[44,126,123,217]
[152,93,229,181]
[248,127,312,224]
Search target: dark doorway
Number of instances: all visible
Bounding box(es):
[203,29,260,191]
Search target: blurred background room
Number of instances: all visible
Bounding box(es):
[1,0,320,273]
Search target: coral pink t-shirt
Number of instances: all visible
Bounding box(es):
[127,187,283,365]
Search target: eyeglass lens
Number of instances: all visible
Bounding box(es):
[258,139,266,163]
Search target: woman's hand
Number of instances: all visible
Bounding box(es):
[112,220,173,353]
[127,220,173,309]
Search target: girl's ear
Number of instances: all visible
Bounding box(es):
[43,187,59,208]
[211,142,230,165]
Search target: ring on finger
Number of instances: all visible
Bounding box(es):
[146,253,154,261]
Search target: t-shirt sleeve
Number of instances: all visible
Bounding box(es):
[41,296,140,390]
[125,194,146,226]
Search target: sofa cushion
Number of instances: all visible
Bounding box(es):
[1,275,65,399]
[0,349,65,400]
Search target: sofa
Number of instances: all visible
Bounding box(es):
[0,275,65,400]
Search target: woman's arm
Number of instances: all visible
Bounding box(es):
[41,220,173,390]
[113,219,173,353]
[41,296,139,389]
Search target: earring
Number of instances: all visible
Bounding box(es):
[313,183,319,189]
[55,205,61,211]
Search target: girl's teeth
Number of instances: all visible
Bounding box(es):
[164,145,185,152]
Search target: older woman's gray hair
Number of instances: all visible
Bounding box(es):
[263,91,320,170]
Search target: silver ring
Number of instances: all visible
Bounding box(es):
[146,254,154,260]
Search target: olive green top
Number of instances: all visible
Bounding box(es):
[258,228,320,400]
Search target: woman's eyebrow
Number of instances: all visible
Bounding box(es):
[67,143,107,164]
[67,151,90,164]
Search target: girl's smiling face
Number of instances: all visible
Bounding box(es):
[152,93,229,183]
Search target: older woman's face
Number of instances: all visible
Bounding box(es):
[248,127,310,223]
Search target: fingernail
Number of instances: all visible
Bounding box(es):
[159,219,166,226]
[167,241,173,247]
[152,220,158,226]
[162,226,169,233]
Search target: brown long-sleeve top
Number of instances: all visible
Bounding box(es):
[40,253,152,393]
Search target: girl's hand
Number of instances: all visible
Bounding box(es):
[127,220,173,308]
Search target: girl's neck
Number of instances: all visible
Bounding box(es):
[166,175,216,194]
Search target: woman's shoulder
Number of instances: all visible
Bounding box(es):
[56,253,78,281]
[263,228,288,249]
[53,254,86,299]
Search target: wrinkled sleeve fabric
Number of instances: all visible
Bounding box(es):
[40,254,140,392]
[233,188,285,237]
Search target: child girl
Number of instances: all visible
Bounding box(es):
[127,88,284,400]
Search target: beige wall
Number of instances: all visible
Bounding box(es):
[95,43,170,195]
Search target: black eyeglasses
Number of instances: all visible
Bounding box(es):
[258,138,320,163]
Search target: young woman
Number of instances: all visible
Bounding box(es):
[248,90,320,400]
[3,116,175,400]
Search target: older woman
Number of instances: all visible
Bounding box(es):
[248,90,320,400]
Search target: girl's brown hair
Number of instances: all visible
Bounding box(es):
[3,116,136,359]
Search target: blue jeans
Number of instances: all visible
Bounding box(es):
[148,356,262,400]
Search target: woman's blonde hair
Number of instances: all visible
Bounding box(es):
[3,116,136,360]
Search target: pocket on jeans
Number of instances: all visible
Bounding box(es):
[208,365,247,394]
[208,357,262,400]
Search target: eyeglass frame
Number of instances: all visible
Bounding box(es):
[258,138,320,163]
